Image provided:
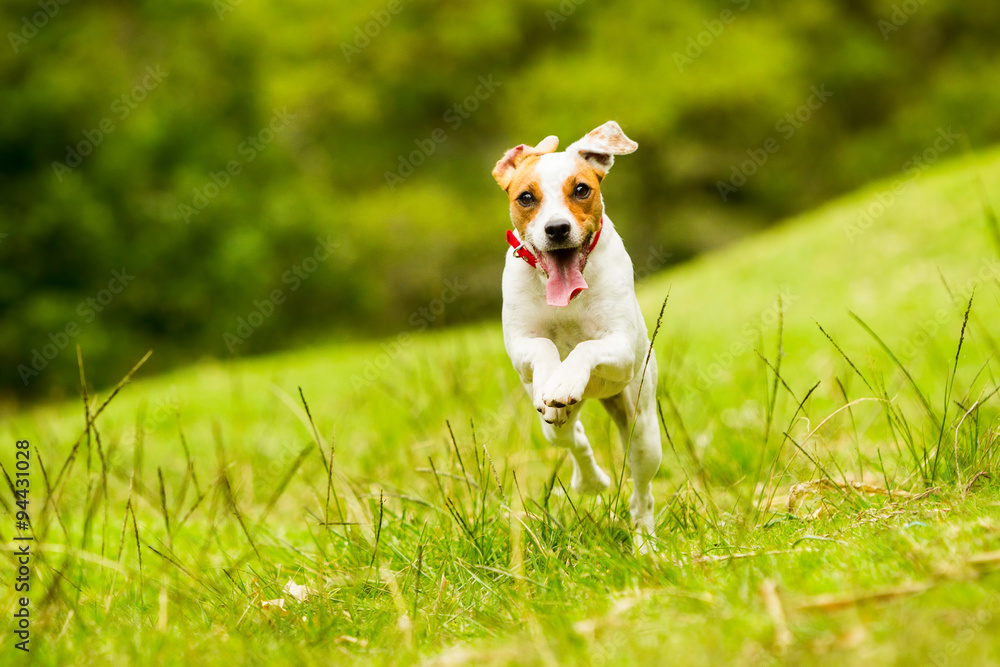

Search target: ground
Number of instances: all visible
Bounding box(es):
[3,148,1000,665]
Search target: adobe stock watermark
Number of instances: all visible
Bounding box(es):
[223,236,341,353]
[117,394,180,449]
[878,0,929,40]
[842,126,960,243]
[340,0,408,62]
[214,0,244,20]
[174,108,296,224]
[384,75,501,190]
[546,0,586,30]
[17,268,136,386]
[7,0,71,54]
[672,0,751,72]
[928,591,1000,666]
[716,85,833,201]
[349,277,468,392]
[51,65,168,182]
[634,245,673,281]
[695,288,798,389]
[896,258,1000,363]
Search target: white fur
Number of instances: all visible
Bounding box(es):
[500,125,662,553]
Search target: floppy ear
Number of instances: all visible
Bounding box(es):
[565,121,637,178]
[492,135,559,190]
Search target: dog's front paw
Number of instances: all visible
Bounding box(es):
[539,365,589,410]
[536,402,569,426]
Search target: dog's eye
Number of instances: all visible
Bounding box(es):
[574,183,591,198]
[517,191,535,207]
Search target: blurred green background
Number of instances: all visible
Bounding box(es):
[3,0,1000,401]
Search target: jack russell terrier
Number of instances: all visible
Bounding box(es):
[492,121,662,550]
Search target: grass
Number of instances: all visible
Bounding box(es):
[4,147,1000,665]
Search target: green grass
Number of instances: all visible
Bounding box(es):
[4,147,1000,665]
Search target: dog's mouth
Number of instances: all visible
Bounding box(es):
[538,245,589,307]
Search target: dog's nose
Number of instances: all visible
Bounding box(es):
[544,219,572,242]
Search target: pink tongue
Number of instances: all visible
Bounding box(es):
[545,259,588,307]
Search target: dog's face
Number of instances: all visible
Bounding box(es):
[493,121,637,306]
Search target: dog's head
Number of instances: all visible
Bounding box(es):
[492,121,637,305]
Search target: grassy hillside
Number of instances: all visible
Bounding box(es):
[8,0,1000,398]
[3,147,1000,665]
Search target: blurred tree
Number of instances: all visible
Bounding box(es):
[2,0,999,400]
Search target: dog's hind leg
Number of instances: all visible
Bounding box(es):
[540,408,611,495]
[627,393,661,552]
[601,359,662,552]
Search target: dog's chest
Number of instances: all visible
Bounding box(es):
[537,307,608,359]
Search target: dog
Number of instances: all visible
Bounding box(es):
[492,121,662,551]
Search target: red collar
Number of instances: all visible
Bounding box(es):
[506,217,603,269]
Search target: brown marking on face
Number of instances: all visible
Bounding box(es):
[503,155,543,237]
[561,157,604,239]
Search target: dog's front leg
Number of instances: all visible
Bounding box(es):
[508,337,611,491]
[539,334,635,409]
[506,337,571,425]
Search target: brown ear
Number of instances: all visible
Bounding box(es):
[565,121,637,178]
[492,135,559,190]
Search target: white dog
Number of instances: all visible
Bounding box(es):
[492,121,662,550]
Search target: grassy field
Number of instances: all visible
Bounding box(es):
[4,147,1000,665]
